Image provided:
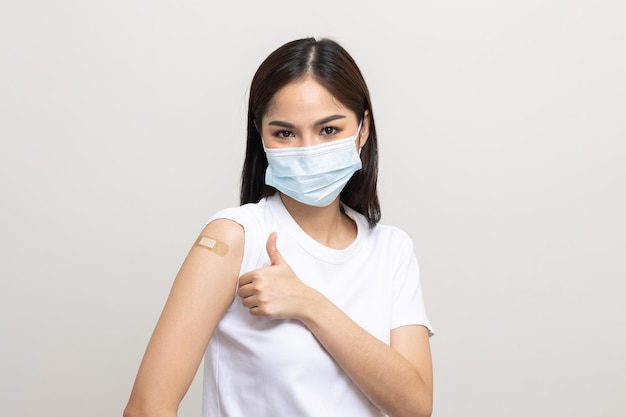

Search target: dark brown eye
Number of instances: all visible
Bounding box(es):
[321,127,338,136]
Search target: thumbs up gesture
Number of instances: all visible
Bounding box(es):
[265,231,286,267]
[238,232,318,319]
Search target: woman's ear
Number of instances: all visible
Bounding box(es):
[358,110,371,149]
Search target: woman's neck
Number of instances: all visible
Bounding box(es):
[278,193,357,250]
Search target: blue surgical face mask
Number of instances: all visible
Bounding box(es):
[263,124,363,207]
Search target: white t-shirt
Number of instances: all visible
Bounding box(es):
[202,194,433,417]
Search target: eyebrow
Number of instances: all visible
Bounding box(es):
[267,114,347,129]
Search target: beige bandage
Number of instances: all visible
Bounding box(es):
[194,235,229,256]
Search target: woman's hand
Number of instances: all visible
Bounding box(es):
[238,232,320,319]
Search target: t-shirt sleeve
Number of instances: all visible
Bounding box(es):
[205,205,266,278]
[391,235,434,336]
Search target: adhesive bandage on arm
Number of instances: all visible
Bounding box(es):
[194,235,229,256]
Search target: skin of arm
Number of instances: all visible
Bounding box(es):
[124,219,244,417]
[302,299,433,417]
[238,232,433,417]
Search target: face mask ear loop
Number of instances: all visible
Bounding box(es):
[355,121,364,155]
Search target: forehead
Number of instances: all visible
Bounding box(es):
[263,77,349,122]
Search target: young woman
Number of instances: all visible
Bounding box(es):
[125,37,434,417]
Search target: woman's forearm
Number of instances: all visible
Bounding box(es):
[300,294,433,417]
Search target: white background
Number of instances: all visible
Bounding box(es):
[1,1,625,416]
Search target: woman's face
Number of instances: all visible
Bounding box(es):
[260,77,368,150]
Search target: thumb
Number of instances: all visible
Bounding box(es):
[266,232,284,265]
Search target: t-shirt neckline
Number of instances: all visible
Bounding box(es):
[267,194,365,264]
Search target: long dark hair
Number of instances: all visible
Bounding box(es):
[240,37,381,226]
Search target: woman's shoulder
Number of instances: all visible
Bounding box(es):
[203,198,271,248]
[366,220,416,254]
[202,199,273,272]
[342,204,415,250]
[208,198,269,225]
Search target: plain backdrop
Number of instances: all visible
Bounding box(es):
[1,1,625,416]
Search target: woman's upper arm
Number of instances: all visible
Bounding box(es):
[390,325,434,393]
[125,218,244,417]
